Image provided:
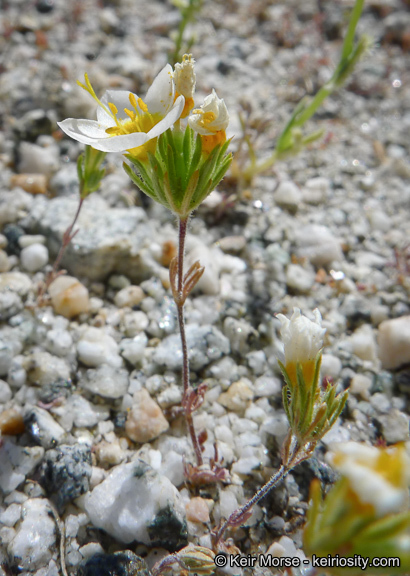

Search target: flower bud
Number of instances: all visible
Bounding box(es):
[177,545,215,575]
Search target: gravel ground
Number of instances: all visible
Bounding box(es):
[0,0,410,574]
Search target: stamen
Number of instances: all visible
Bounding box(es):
[108,102,118,115]
[203,111,216,124]
[124,108,136,120]
[129,93,138,110]
[138,98,148,113]
[77,73,115,121]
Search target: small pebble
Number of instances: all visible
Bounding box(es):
[0,379,12,403]
[77,327,122,368]
[378,316,410,370]
[20,243,49,272]
[79,365,128,399]
[10,174,48,195]
[114,285,144,308]
[0,249,10,272]
[274,181,302,213]
[294,224,343,266]
[49,276,90,319]
[286,263,315,293]
[125,388,169,443]
[376,409,409,444]
[121,310,149,336]
[349,324,378,363]
[119,333,148,366]
[0,409,25,435]
[217,235,246,254]
[23,351,70,386]
[185,497,210,523]
[302,177,330,205]
[350,374,372,400]
[321,354,342,380]
[218,379,254,412]
[18,234,46,248]
[7,498,56,570]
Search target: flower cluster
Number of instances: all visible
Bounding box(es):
[58,56,231,216]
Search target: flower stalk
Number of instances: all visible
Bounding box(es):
[37,145,106,304]
[214,308,348,548]
[57,54,232,478]
[172,215,205,466]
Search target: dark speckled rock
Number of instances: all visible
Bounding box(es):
[38,444,92,512]
[77,551,150,576]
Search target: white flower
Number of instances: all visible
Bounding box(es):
[276,308,325,367]
[58,64,185,154]
[188,89,229,136]
[327,442,410,516]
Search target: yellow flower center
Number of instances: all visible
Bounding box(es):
[77,74,163,159]
[105,94,161,138]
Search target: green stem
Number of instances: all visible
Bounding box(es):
[341,0,364,62]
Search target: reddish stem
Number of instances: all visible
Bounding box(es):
[176,216,203,467]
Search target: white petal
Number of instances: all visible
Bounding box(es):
[188,114,210,136]
[58,119,109,142]
[57,119,149,152]
[147,95,185,139]
[91,131,150,152]
[145,64,175,115]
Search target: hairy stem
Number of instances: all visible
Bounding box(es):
[214,437,304,546]
[176,216,203,466]
[214,464,288,546]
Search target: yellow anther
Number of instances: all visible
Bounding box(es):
[129,93,138,110]
[108,102,118,115]
[77,74,115,121]
[202,111,216,124]
[138,98,148,113]
[124,108,135,120]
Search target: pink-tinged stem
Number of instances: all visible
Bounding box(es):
[176,216,203,467]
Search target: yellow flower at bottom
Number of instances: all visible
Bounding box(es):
[327,442,410,517]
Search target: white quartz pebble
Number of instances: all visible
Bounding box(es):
[114,285,144,308]
[77,327,122,368]
[378,316,410,370]
[20,243,48,272]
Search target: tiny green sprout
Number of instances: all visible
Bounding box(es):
[169,0,202,66]
[304,443,410,575]
[237,0,371,186]
[77,145,107,199]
